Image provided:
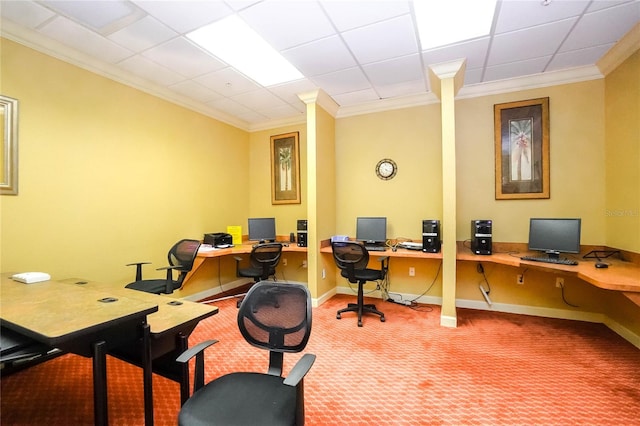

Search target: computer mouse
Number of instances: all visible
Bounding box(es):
[595,262,609,269]
[392,246,397,252]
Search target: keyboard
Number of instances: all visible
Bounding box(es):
[365,245,386,252]
[521,255,578,266]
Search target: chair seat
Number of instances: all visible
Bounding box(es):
[125,279,179,294]
[340,268,382,282]
[178,372,297,426]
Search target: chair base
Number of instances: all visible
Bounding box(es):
[337,302,385,327]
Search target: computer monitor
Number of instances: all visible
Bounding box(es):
[356,217,387,244]
[248,217,276,243]
[528,218,581,258]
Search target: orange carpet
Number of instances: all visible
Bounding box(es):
[2,294,639,425]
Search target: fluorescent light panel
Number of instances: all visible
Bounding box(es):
[187,15,303,87]
[414,0,497,50]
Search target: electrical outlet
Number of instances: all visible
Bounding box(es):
[556,277,564,288]
[517,274,524,285]
[409,267,415,277]
[322,268,326,279]
[302,260,307,268]
[282,258,287,266]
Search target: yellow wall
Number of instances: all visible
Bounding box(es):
[604,49,640,252]
[0,39,249,284]
[248,125,307,236]
[335,105,443,239]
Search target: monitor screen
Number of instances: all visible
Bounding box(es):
[528,218,581,255]
[248,217,276,242]
[356,217,387,244]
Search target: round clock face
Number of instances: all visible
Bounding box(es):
[376,158,397,180]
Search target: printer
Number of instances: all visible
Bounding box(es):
[203,232,233,247]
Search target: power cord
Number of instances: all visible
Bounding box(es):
[558,281,580,308]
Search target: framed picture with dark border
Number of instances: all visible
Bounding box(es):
[494,97,549,200]
[270,131,301,205]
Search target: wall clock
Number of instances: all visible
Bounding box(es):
[375,158,397,180]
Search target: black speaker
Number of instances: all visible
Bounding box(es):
[297,219,307,247]
[470,220,492,255]
[422,220,441,253]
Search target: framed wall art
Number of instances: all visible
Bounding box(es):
[270,131,301,205]
[494,97,549,200]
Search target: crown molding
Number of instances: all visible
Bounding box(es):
[597,22,640,76]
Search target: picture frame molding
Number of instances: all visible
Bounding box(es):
[270,131,301,205]
[494,97,550,200]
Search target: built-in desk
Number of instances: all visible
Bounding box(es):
[456,242,640,293]
[180,242,307,292]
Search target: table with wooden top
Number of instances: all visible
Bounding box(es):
[0,273,158,426]
[60,278,219,404]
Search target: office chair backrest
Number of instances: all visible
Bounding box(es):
[168,239,201,282]
[249,243,283,279]
[238,281,312,365]
[331,241,370,272]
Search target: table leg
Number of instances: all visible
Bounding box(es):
[92,340,108,426]
[141,323,154,426]
[177,333,190,405]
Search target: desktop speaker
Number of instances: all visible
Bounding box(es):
[470,220,492,255]
[297,219,308,247]
[422,220,441,253]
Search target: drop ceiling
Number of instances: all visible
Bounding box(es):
[1,0,639,131]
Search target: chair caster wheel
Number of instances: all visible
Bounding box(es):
[380,317,386,322]
[336,313,341,319]
[358,321,363,327]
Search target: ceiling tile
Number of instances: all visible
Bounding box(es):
[375,79,427,99]
[169,80,223,103]
[267,79,319,106]
[332,88,380,106]
[39,0,142,33]
[117,54,184,86]
[310,67,372,96]
[484,56,551,82]
[362,54,423,87]
[320,0,410,32]
[547,44,614,71]
[283,35,357,77]
[495,0,589,34]
[132,0,232,33]
[194,67,261,96]
[240,0,336,50]
[108,16,177,52]
[142,37,226,78]
[341,14,418,65]
[38,16,133,63]
[0,1,56,28]
[422,38,490,71]
[560,2,640,52]
[231,88,288,111]
[488,18,577,66]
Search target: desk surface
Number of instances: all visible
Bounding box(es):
[456,242,640,293]
[59,278,218,335]
[1,274,158,345]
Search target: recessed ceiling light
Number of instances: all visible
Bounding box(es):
[187,15,303,87]
[414,0,497,50]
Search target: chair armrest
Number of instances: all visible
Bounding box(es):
[176,340,219,392]
[233,256,243,262]
[283,353,316,387]
[126,262,151,281]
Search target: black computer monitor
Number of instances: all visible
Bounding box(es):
[528,218,581,258]
[356,217,387,244]
[248,217,276,243]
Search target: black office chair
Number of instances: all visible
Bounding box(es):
[234,242,283,306]
[125,239,201,294]
[176,281,316,426]
[331,241,388,327]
